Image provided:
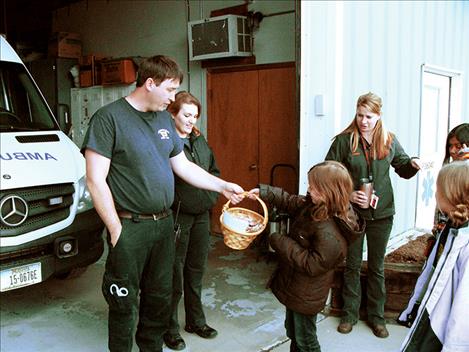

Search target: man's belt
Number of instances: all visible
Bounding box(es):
[117,209,170,221]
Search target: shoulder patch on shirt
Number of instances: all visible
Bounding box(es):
[158,129,170,140]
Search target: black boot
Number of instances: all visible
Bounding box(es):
[163,332,186,351]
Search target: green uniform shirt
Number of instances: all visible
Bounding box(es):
[325,133,418,220]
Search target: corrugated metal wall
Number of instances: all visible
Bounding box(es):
[300,0,469,237]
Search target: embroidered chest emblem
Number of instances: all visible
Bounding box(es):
[158,129,170,139]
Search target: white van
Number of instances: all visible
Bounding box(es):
[0,36,104,291]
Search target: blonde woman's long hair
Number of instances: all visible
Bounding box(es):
[338,92,394,160]
[308,161,353,222]
[436,161,469,227]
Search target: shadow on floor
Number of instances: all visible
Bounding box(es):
[168,235,409,352]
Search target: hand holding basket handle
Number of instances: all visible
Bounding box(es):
[221,182,245,205]
[220,192,269,250]
[246,188,260,199]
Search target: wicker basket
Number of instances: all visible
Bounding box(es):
[219,194,268,250]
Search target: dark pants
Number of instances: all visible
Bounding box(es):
[285,308,321,352]
[168,211,211,333]
[341,216,393,325]
[102,216,175,352]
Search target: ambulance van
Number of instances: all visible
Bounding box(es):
[0,36,104,291]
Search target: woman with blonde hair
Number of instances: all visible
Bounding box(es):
[399,161,469,352]
[326,92,420,338]
[249,160,365,351]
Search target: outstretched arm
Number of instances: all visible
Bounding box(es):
[170,151,244,204]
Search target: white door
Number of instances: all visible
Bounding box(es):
[415,71,450,230]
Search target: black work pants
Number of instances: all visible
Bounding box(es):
[102,216,175,352]
[168,211,211,333]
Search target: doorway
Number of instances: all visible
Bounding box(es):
[207,63,298,233]
[414,65,463,230]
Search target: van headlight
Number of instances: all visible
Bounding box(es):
[77,175,94,213]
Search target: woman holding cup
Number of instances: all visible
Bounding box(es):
[325,92,420,338]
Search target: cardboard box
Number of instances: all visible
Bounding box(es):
[79,54,107,66]
[48,32,82,59]
[79,54,107,86]
[79,70,93,88]
[101,59,136,85]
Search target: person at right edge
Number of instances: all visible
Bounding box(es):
[325,92,421,338]
[432,123,469,237]
[398,161,469,352]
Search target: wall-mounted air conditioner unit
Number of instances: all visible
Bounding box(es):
[188,14,253,61]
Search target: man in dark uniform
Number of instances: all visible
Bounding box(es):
[83,55,244,352]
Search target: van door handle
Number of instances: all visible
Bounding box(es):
[249,164,258,170]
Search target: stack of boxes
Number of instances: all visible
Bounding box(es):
[101,59,137,85]
[46,32,139,147]
[79,55,107,87]
[79,56,138,87]
[48,31,138,87]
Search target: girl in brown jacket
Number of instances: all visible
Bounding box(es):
[250,161,365,352]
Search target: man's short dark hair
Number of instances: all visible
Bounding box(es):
[136,55,184,87]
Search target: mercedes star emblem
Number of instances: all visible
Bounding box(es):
[0,195,29,227]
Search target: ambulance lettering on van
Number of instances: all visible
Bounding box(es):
[0,152,58,161]
[0,36,104,292]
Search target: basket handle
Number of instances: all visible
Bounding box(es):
[222,192,269,226]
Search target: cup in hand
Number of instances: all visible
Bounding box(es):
[359,177,373,208]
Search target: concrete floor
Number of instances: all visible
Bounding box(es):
[0,235,409,352]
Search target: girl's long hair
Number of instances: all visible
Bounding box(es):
[308,161,353,222]
[436,161,469,227]
[337,92,393,160]
[167,91,202,136]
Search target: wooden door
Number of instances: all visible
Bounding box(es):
[258,67,298,193]
[207,64,298,234]
[207,70,260,233]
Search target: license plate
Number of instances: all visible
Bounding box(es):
[0,262,42,292]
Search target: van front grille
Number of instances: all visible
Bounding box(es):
[0,183,74,237]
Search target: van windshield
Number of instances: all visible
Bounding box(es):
[0,61,58,132]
